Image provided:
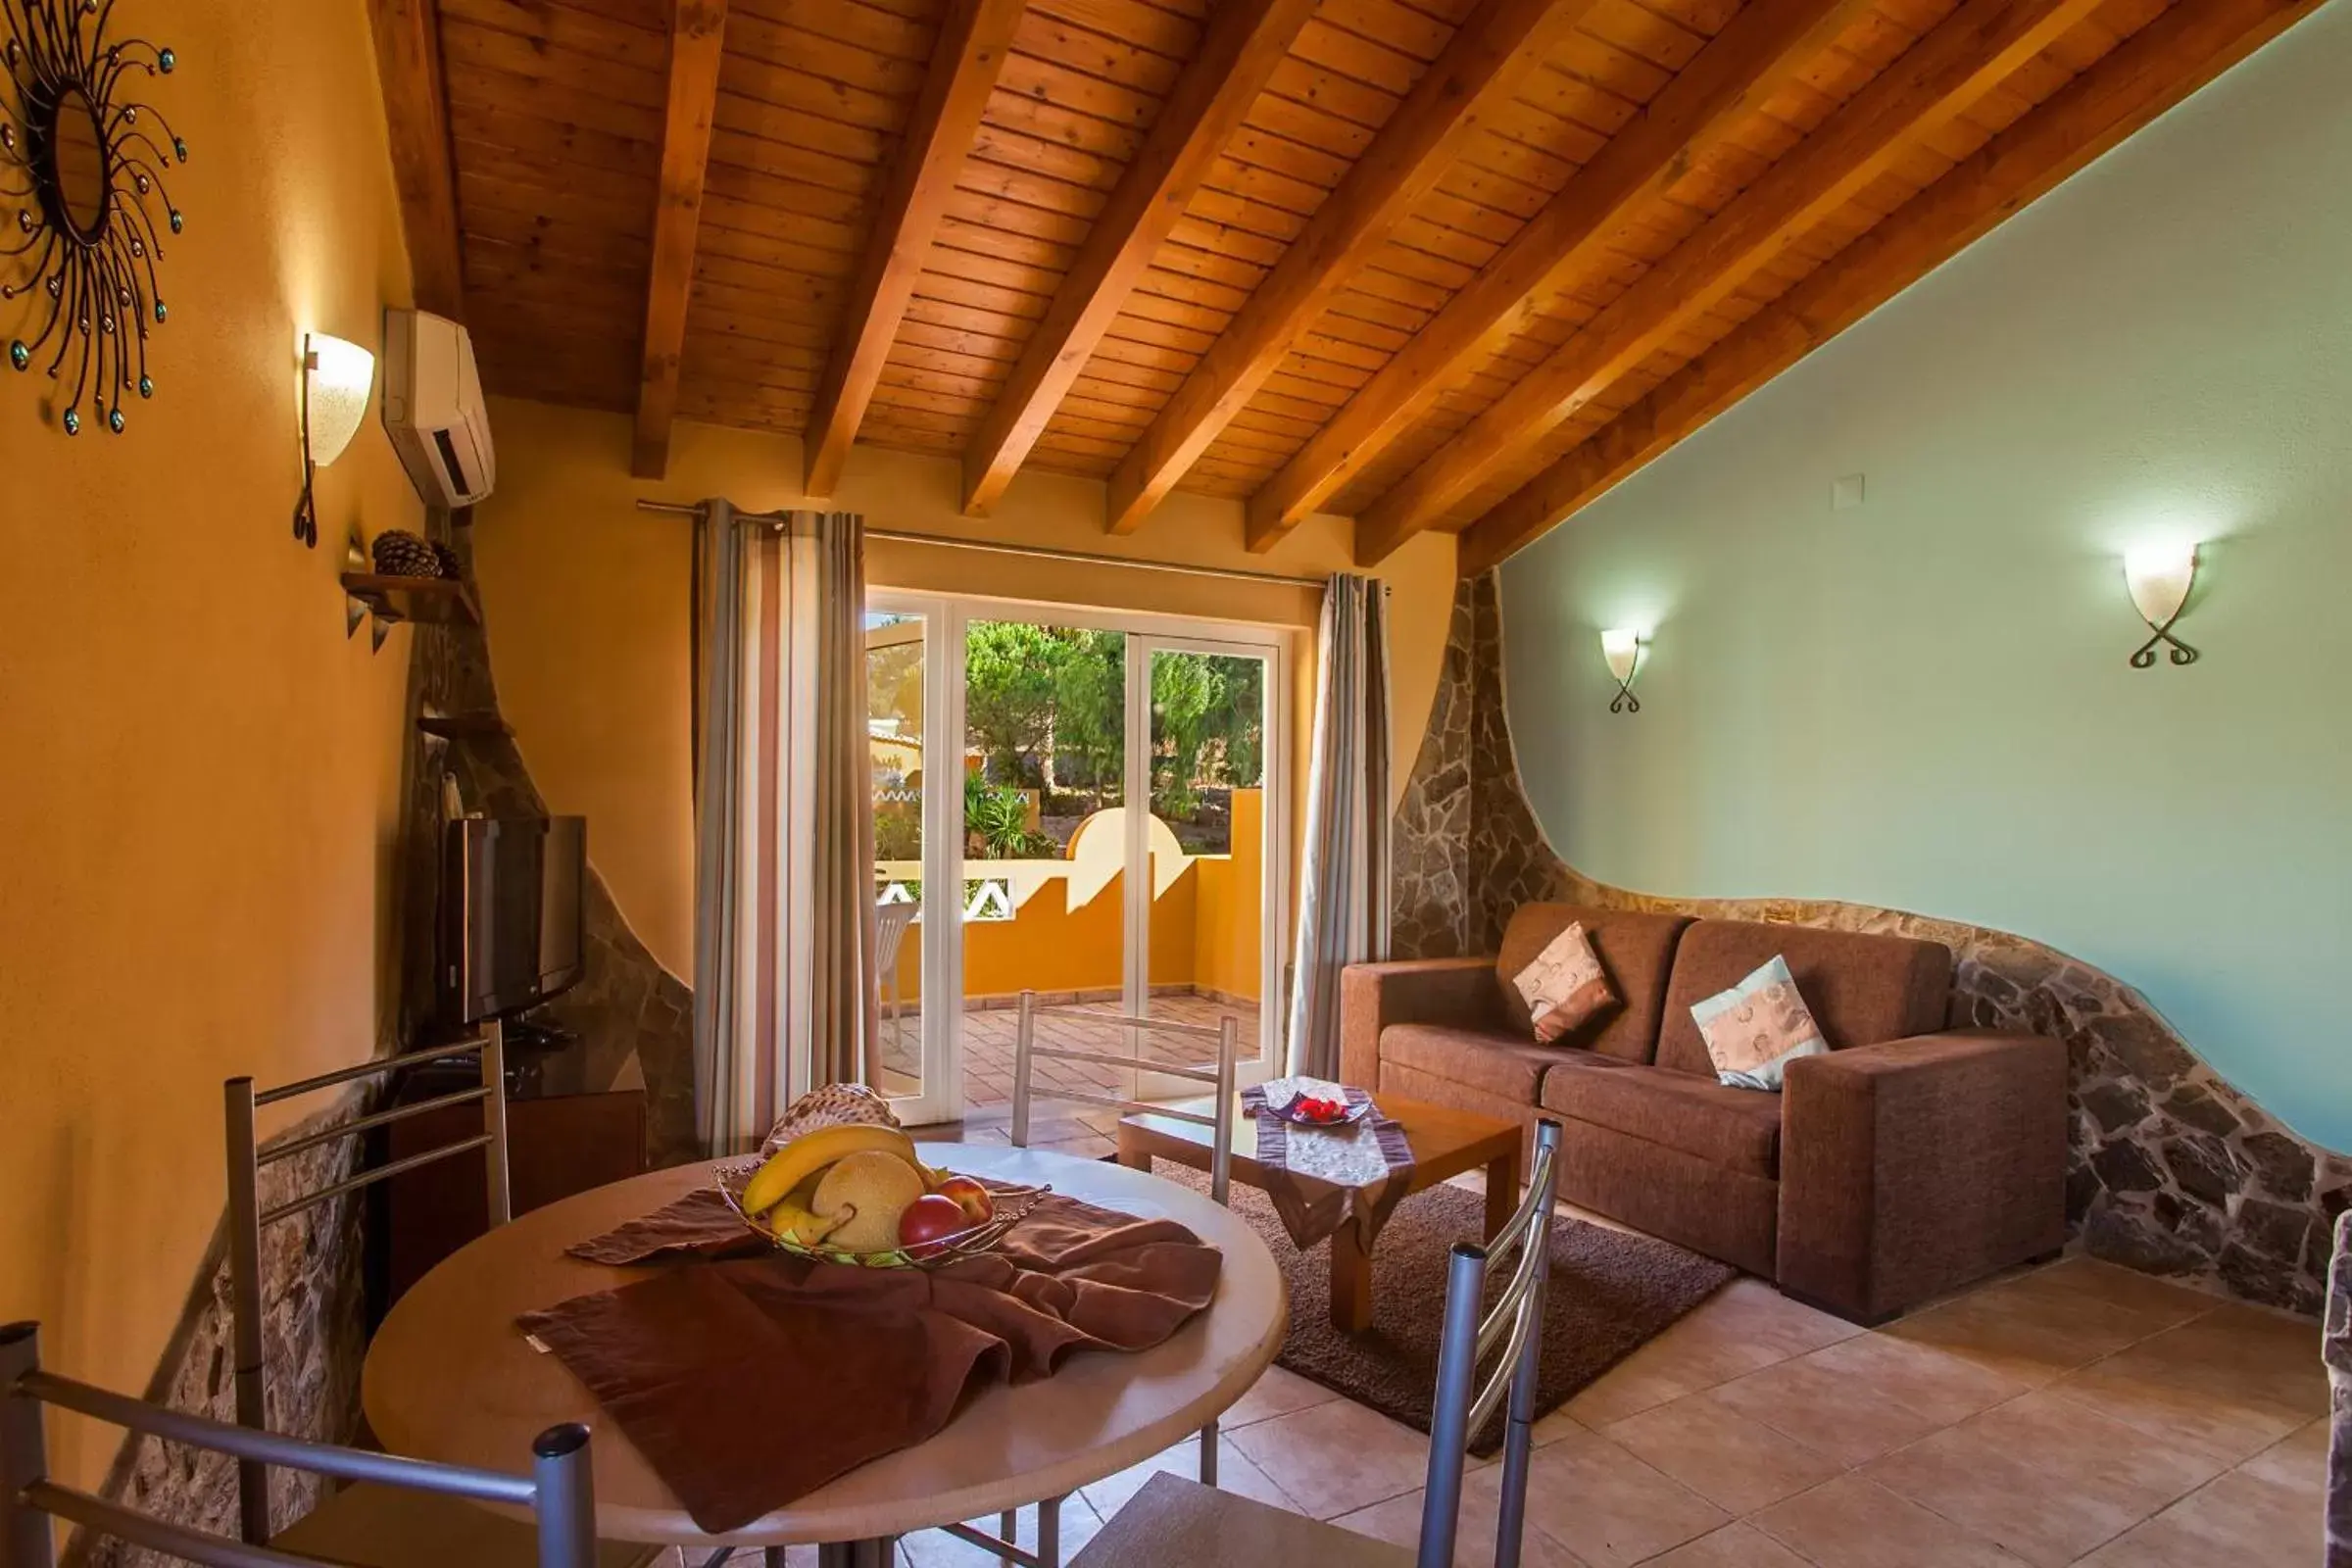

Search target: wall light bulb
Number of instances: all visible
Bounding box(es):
[303,332,375,467]
[1600,628,1642,685]
[2123,542,2196,629]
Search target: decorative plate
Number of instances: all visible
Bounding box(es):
[714,1161,1050,1270]
[1268,1090,1375,1127]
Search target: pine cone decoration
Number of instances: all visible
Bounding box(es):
[431,541,464,580]
[371,530,440,578]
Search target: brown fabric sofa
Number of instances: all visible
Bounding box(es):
[1341,904,2067,1323]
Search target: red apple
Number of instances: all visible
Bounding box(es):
[899,1194,970,1255]
[934,1173,995,1226]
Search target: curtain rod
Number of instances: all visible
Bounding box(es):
[633,498,1334,590]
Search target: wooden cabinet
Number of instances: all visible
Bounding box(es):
[380,1082,647,1303]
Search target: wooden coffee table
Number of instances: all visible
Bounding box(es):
[1117,1093,1522,1334]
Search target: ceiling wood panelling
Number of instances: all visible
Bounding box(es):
[1455,0,2327,571]
[368,0,469,321]
[632,1,731,479]
[404,0,2328,570]
[800,0,1026,495]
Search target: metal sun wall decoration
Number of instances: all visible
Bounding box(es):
[1,0,183,437]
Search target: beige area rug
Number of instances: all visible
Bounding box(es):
[1159,1164,1736,1453]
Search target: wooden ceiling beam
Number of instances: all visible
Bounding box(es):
[803,0,1026,498]
[366,0,466,321]
[1355,0,2111,566]
[1101,0,1596,536]
[1242,0,1871,553]
[1456,0,2327,576]
[631,0,729,481]
[956,0,1320,518]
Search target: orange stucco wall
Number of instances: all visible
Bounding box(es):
[470,398,1458,984]
[0,0,422,1492]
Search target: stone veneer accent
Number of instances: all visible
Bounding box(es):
[2326,1211,2352,1562]
[400,524,697,1168]
[74,1098,367,1567]
[1391,573,2343,1316]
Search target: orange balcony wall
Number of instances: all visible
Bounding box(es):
[876,789,1263,1008]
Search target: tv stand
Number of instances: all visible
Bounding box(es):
[494,1011,577,1096]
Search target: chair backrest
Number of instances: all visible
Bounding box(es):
[223,1024,514,1544]
[1419,1118,1562,1568]
[874,900,919,975]
[0,1320,596,1568]
[1010,991,1241,1204]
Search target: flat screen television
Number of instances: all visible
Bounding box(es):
[439,815,586,1024]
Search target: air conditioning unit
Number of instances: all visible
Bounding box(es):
[382,308,497,509]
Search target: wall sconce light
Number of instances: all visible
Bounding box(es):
[1600,628,1644,713]
[2124,543,2199,668]
[291,330,375,549]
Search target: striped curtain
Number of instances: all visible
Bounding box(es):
[692,503,880,1154]
[1286,573,1393,1078]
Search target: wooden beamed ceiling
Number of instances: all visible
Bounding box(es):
[404,0,2328,572]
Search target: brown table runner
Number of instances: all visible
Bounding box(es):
[522,1189,1222,1534]
[1239,1079,1415,1251]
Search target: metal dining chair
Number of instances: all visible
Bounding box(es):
[0,1319,599,1568]
[224,1026,512,1547]
[1067,1119,1567,1568]
[220,1034,657,1566]
[951,992,1242,1568]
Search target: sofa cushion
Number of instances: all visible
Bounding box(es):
[1495,904,1692,1062]
[1692,955,1829,1091]
[1509,921,1617,1045]
[1656,920,1952,1080]
[1541,1054,1784,1179]
[1379,1023,1564,1104]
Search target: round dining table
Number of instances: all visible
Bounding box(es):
[363,1142,1287,1561]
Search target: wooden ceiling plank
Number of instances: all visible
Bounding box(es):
[1356,0,2114,564]
[1101,0,1599,536]
[1455,0,2328,575]
[1244,0,1874,550]
[368,0,468,320]
[958,0,1319,516]
[632,1,731,480]
[803,0,1029,496]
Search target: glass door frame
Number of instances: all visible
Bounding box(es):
[867,588,1295,1127]
[866,588,966,1128]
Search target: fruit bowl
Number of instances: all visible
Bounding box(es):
[715,1161,1051,1269]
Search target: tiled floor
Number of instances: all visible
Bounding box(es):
[738,1131,2327,1568]
[877,992,1260,1116]
[880,1228,2325,1566]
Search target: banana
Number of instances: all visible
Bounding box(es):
[763,1200,850,1249]
[741,1123,920,1217]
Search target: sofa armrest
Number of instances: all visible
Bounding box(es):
[1339,958,1499,1091]
[1779,1030,2067,1323]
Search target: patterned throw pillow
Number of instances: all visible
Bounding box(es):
[1509,921,1618,1045]
[1691,956,1829,1090]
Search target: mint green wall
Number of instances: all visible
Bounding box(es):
[1498,6,2352,1152]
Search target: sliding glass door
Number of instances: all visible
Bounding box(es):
[1131,638,1276,1102]
[864,601,954,1124]
[866,591,1289,1128]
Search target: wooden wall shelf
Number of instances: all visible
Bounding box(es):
[340,573,480,626]
[416,711,511,740]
